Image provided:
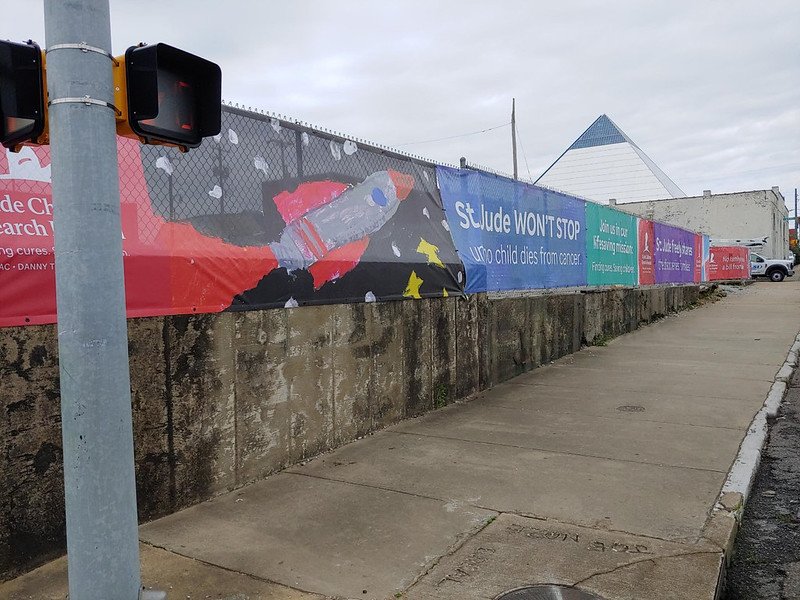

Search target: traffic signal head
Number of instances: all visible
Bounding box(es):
[123,43,221,150]
[0,40,46,151]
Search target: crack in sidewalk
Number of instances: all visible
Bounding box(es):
[139,539,324,598]
[571,549,722,588]
[389,429,729,474]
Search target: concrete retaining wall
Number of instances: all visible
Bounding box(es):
[0,284,699,580]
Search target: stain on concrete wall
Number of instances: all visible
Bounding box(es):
[0,326,64,577]
[455,295,481,400]
[128,317,170,521]
[0,285,699,580]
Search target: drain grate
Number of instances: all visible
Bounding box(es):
[616,404,645,412]
[495,584,605,600]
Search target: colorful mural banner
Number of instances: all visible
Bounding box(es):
[437,167,586,292]
[0,108,463,328]
[585,203,638,286]
[707,246,751,280]
[652,222,697,284]
[0,106,720,329]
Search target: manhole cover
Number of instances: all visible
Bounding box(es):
[496,584,605,600]
[616,404,645,412]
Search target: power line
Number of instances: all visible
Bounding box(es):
[516,127,534,183]
[396,121,511,147]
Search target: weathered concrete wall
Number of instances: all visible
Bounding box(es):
[0,285,698,580]
[487,293,584,386]
[0,325,63,582]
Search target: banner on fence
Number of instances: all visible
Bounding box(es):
[693,233,703,283]
[653,222,697,284]
[637,218,656,286]
[1,108,715,329]
[585,203,638,286]
[0,109,463,327]
[707,246,750,280]
[437,167,586,292]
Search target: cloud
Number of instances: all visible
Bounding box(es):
[3,0,797,206]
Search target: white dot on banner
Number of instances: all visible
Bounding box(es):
[253,156,269,175]
[343,140,358,155]
[330,141,342,161]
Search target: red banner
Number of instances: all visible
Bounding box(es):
[693,234,703,283]
[706,246,750,280]
[0,139,285,327]
[637,218,655,285]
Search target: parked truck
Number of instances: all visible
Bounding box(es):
[750,252,795,282]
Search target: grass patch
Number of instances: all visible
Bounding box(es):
[434,383,449,408]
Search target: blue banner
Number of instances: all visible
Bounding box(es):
[437,167,586,292]
[702,235,711,281]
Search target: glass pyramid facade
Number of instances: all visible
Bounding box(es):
[536,114,685,204]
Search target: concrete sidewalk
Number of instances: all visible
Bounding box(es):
[4,280,800,600]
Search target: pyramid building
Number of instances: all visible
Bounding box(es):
[535,114,685,204]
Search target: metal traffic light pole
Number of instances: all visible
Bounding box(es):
[43,1,155,597]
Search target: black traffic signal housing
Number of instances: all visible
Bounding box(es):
[0,40,47,151]
[0,39,220,153]
[116,43,221,151]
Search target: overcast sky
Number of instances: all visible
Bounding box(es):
[4,1,798,210]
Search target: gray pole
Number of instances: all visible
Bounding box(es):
[511,98,518,181]
[794,188,798,261]
[43,1,142,598]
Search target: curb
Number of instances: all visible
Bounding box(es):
[709,332,800,598]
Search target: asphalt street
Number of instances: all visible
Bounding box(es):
[725,368,800,599]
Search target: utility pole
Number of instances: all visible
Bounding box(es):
[511,98,518,180]
[44,0,143,598]
[794,188,798,260]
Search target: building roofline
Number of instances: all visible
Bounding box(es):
[618,188,785,205]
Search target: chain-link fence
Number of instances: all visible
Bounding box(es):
[126,106,447,244]
[115,104,465,312]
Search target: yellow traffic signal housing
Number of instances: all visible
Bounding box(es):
[114,43,221,152]
[0,40,48,151]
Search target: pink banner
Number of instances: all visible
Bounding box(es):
[637,219,655,285]
[693,234,703,283]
